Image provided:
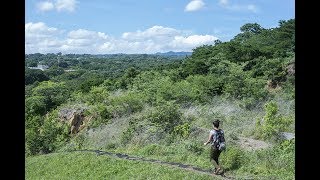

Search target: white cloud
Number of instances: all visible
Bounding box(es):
[218,0,258,13]
[170,35,217,51]
[25,22,219,54]
[66,29,109,49]
[185,0,205,12]
[122,26,180,42]
[25,22,65,53]
[36,0,78,12]
[172,35,217,46]
[68,29,108,40]
[37,1,54,12]
[55,0,78,12]
[25,22,60,40]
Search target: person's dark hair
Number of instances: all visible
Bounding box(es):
[212,119,220,128]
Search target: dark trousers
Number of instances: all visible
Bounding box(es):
[210,146,221,165]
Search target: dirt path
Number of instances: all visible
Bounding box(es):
[72,149,239,180]
[68,127,266,179]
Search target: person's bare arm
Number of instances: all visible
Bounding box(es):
[204,133,213,145]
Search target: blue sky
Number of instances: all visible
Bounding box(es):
[25,0,295,54]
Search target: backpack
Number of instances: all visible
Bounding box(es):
[211,129,226,151]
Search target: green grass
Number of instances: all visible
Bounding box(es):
[26,151,218,180]
[100,140,294,180]
[28,96,294,180]
[111,143,213,170]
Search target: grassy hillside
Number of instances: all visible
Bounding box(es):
[54,96,293,179]
[25,19,295,179]
[26,151,217,180]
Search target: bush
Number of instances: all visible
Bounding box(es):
[184,142,204,155]
[171,74,224,104]
[139,144,160,156]
[25,96,47,117]
[173,123,191,138]
[26,110,70,156]
[31,81,70,111]
[130,71,174,103]
[146,101,182,133]
[25,116,44,156]
[220,146,245,170]
[39,110,70,153]
[108,91,145,116]
[172,80,200,103]
[87,103,112,128]
[238,140,294,179]
[121,116,140,144]
[255,101,293,141]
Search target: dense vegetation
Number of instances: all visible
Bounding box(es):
[26,19,295,179]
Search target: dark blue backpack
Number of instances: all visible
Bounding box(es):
[212,129,226,151]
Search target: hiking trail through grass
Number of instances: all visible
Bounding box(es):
[72,149,256,180]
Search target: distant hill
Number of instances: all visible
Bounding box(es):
[154,51,192,56]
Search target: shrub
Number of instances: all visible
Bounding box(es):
[25,96,47,117]
[108,91,145,116]
[139,144,160,156]
[220,146,245,170]
[39,110,70,153]
[130,71,174,103]
[184,142,204,155]
[25,116,44,156]
[172,80,200,103]
[87,103,111,128]
[146,101,182,133]
[173,122,191,138]
[31,81,70,111]
[255,101,293,140]
[239,140,294,179]
[26,109,70,156]
[121,116,140,144]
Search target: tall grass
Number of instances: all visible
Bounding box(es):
[49,95,294,179]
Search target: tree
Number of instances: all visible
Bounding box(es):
[117,67,140,89]
[214,39,222,45]
[31,81,70,111]
[25,96,47,117]
[58,61,69,68]
[44,66,65,78]
[25,69,50,85]
[240,23,264,34]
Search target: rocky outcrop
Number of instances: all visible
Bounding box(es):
[58,108,91,134]
[286,59,295,76]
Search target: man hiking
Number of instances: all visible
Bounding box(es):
[204,119,226,175]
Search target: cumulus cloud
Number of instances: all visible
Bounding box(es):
[25,22,65,53]
[36,0,78,12]
[170,35,217,51]
[25,22,61,41]
[25,22,219,54]
[37,1,54,12]
[68,29,108,40]
[172,35,217,46]
[55,0,78,12]
[218,0,258,13]
[122,26,180,42]
[185,0,205,12]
